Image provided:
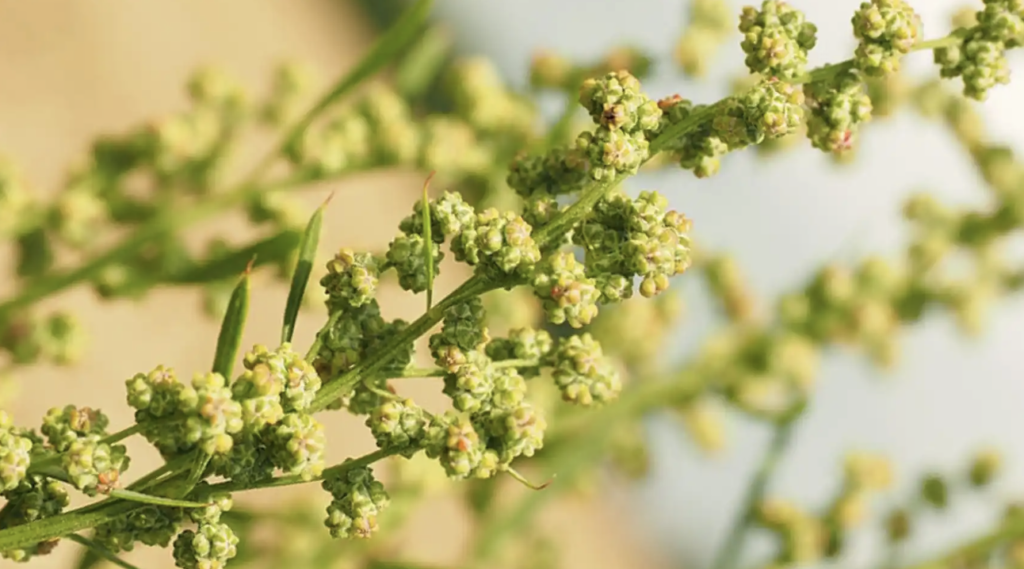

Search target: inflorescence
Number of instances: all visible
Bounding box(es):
[2,0,1024,567]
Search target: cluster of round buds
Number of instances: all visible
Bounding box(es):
[312,301,412,410]
[94,506,185,553]
[0,475,70,562]
[531,252,601,328]
[701,253,757,323]
[0,158,35,239]
[754,498,826,564]
[261,61,313,126]
[451,208,542,279]
[851,0,921,77]
[547,334,622,406]
[655,96,730,178]
[674,0,735,77]
[429,298,489,371]
[935,0,1024,100]
[127,344,326,482]
[804,68,874,155]
[399,191,476,243]
[323,464,390,539]
[738,0,818,80]
[506,147,590,200]
[0,411,33,492]
[485,327,553,365]
[127,368,242,456]
[777,259,904,368]
[823,451,893,535]
[575,189,693,301]
[386,233,443,294]
[736,78,807,144]
[367,398,428,457]
[1,310,85,366]
[574,71,662,181]
[447,57,537,141]
[321,248,379,311]
[40,406,128,496]
[172,494,238,569]
[422,403,545,481]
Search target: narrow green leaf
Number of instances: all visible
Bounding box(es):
[108,488,212,509]
[422,172,435,310]
[282,0,434,150]
[281,196,329,344]
[212,264,251,378]
[68,534,141,569]
[71,541,103,569]
[179,452,213,499]
[395,25,453,101]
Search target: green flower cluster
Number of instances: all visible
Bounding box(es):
[321,248,379,310]
[41,406,129,496]
[0,475,69,562]
[172,493,238,569]
[0,411,33,493]
[754,452,892,563]
[804,69,874,155]
[127,344,326,483]
[852,0,921,76]
[0,311,85,367]
[935,0,1024,100]
[323,465,390,539]
[662,77,805,178]
[94,506,185,553]
[738,0,818,80]
[453,208,542,279]
[549,334,623,406]
[575,71,663,181]
[575,189,693,302]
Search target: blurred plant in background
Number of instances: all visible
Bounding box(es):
[2,0,1024,568]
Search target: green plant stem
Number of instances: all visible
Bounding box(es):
[710,417,801,569]
[887,515,1024,569]
[0,448,398,552]
[0,0,432,321]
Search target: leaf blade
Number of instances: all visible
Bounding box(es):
[281,196,329,344]
[107,489,212,509]
[212,263,251,378]
[282,0,434,151]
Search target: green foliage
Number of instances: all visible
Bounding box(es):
[2,0,1024,568]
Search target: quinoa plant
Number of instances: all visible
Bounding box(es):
[2,0,1024,568]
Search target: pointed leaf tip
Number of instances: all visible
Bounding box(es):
[281,204,325,344]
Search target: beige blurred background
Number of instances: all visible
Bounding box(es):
[0,1,670,568]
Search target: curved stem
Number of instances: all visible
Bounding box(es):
[710,417,801,569]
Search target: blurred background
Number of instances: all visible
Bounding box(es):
[2,0,1024,568]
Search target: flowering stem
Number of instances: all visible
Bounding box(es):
[0,0,432,321]
[886,514,1024,569]
[710,414,802,569]
[0,448,400,552]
